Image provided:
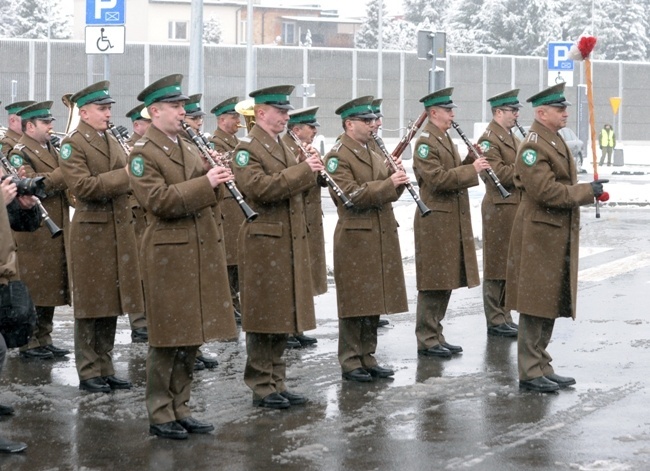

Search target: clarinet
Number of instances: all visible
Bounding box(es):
[107,122,132,156]
[0,153,63,238]
[371,132,431,217]
[181,122,258,222]
[287,130,354,209]
[451,121,511,199]
[515,120,527,138]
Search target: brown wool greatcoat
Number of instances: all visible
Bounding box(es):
[0,196,18,284]
[324,133,408,318]
[413,122,480,291]
[59,120,144,318]
[281,133,328,296]
[505,120,594,320]
[10,135,71,306]
[479,120,522,280]
[128,125,237,347]
[210,127,244,266]
[232,125,317,334]
[0,129,21,155]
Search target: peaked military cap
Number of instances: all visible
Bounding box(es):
[184,94,206,117]
[335,96,377,120]
[249,85,294,110]
[71,81,115,107]
[126,103,150,122]
[371,98,383,118]
[17,101,56,122]
[419,87,457,109]
[288,106,320,127]
[137,74,189,107]
[211,97,239,117]
[5,100,37,115]
[527,83,571,108]
[487,89,523,109]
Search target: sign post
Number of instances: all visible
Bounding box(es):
[547,42,574,86]
[85,0,126,80]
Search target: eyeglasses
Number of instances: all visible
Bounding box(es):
[498,107,519,113]
[349,117,376,125]
[187,116,204,121]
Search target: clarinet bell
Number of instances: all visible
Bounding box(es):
[44,216,63,239]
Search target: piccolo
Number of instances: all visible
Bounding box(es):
[181,122,258,222]
[287,130,354,209]
[0,153,63,238]
[514,120,527,138]
[451,121,511,199]
[371,132,431,217]
[107,122,132,156]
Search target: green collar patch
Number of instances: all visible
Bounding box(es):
[60,143,72,160]
[521,149,537,166]
[326,157,339,173]
[417,143,429,159]
[130,156,145,177]
[9,154,23,168]
[235,150,250,167]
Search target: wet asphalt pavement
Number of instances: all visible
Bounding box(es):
[1,201,649,470]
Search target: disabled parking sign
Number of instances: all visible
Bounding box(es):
[548,42,574,86]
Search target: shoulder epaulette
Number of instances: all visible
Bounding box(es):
[330,142,342,153]
[420,131,430,139]
[527,132,538,143]
[239,136,252,144]
[13,144,25,152]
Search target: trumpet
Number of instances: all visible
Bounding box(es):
[451,121,510,199]
[371,132,431,217]
[0,152,63,238]
[287,130,353,209]
[514,120,527,138]
[181,122,258,222]
[107,122,132,156]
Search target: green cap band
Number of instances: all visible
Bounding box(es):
[423,95,452,108]
[77,89,111,107]
[253,93,289,105]
[20,108,52,120]
[490,96,519,107]
[6,106,23,115]
[144,84,183,106]
[532,92,565,107]
[213,103,237,116]
[341,104,373,119]
[130,112,143,122]
[184,102,200,112]
[289,113,317,124]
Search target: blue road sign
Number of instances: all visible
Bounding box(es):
[86,0,125,25]
[548,42,574,71]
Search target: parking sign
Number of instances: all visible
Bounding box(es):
[548,42,574,71]
[86,0,125,25]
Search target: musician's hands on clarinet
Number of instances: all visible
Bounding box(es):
[207,165,234,188]
[390,169,409,188]
[304,153,324,173]
[472,156,492,174]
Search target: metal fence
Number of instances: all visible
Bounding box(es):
[1,38,647,142]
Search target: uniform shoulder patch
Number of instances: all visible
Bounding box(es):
[9,154,23,168]
[130,156,145,177]
[235,150,250,167]
[417,143,429,159]
[326,157,339,173]
[479,140,491,153]
[60,143,73,160]
[521,149,537,166]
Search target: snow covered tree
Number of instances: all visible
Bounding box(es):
[0,0,18,37]
[596,0,648,61]
[355,0,386,49]
[402,0,447,30]
[446,0,486,53]
[356,0,416,51]
[203,15,222,44]
[9,0,72,39]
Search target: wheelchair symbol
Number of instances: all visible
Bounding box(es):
[96,28,114,52]
[554,72,565,84]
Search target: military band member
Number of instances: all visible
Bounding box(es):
[506,83,606,393]
[325,96,409,383]
[59,81,145,393]
[181,93,221,371]
[124,103,151,343]
[1,101,36,155]
[129,74,237,439]
[413,88,492,358]
[210,97,244,326]
[9,101,71,359]
[282,106,324,348]
[233,85,323,408]
[479,90,523,338]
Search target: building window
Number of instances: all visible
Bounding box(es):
[239,20,247,44]
[169,21,188,41]
[282,22,296,45]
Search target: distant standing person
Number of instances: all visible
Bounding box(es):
[598,124,615,166]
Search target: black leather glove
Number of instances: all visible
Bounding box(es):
[590,179,609,197]
[50,134,61,148]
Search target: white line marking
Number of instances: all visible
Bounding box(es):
[579,252,650,282]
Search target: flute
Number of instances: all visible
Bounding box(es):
[181,122,258,222]
[287,130,354,209]
[371,132,431,217]
[451,121,511,199]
